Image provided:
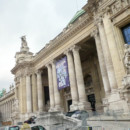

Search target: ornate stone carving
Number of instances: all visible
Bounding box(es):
[124,44,130,75]
[91,28,99,38]
[71,45,81,53]
[21,36,28,48]
[111,0,130,15]
[36,69,43,75]
[94,16,103,27]
[122,44,130,89]
[102,98,109,106]
[11,99,19,118]
[121,45,130,113]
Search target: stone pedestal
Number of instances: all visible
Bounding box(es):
[36,112,81,130]
[103,90,130,115]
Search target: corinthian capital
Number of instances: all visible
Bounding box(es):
[36,69,43,75]
[70,45,81,52]
[64,49,71,56]
[95,16,103,26]
[91,28,99,38]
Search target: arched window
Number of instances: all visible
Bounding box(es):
[84,74,92,87]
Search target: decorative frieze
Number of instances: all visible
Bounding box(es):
[122,44,130,88]
[110,0,130,16]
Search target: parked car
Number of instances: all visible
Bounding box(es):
[31,125,46,130]
[65,110,79,117]
[71,110,89,120]
[0,126,20,130]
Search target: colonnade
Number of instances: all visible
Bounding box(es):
[0,99,14,121]
[20,15,120,113]
[18,12,122,115]
[19,45,92,114]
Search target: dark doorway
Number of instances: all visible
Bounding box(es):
[87,94,96,111]
[67,100,72,111]
[44,86,49,105]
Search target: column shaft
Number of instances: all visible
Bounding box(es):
[92,30,111,94]
[72,45,91,110]
[98,19,117,91]
[46,64,55,111]
[26,75,32,113]
[103,13,124,88]
[37,71,44,112]
[72,46,86,102]
[15,87,18,99]
[19,77,23,113]
[32,73,38,112]
[65,50,79,110]
[52,61,62,110]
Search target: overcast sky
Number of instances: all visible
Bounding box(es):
[0,0,87,92]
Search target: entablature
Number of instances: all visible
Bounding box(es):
[0,89,15,102]
[33,14,93,67]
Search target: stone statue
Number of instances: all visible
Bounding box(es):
[122,44,130,88]
[124,44,130,74]
[21,36,28,48]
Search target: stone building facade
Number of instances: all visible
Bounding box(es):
[0,0,130,124]
[0,87,15,125]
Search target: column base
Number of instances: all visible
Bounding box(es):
[70,103,79,111]
[78,101,91,111]
[103,90,130,115]
[37,109,46,115]
[48,107,55,112]
[54,105,64,112]
[96,102,103,113]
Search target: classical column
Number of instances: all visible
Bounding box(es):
[15,86,18,99]
[46,64,55,111]
[97,17,117,91]
[26,74,32,113]
[19,76,23,113]
[7,101,9,120]
[9,101,11,119]
[36,70,44,112]
[64,50,79,111]
[3,103,5,120]
[103,11,124,88]
[3,104,4,120]
[91,29,111,94]
[23,76,27,113]
[32,73,38,112]
[5,103,7,120]
[51,60,62,111]
[6,101,9,120]
[71,45,91,110]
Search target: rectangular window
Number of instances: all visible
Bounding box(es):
[122,24,130,44]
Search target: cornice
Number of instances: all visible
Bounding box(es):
[11,0,129,73]
[110,4,130,20]
[97,0,130,18]
[11,61,34,74]
[0,89,15,102]
[32,13,93,66]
